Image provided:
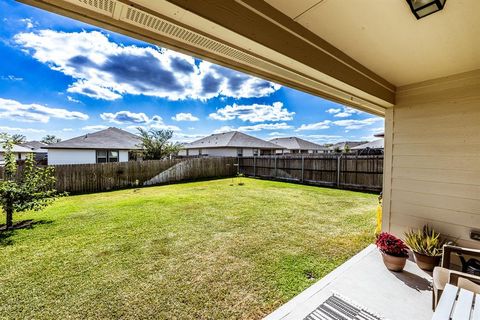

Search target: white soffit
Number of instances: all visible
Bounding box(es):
[266,0,480,86]
[49,0,392,114]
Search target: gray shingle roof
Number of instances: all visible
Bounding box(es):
[269,137,326,150]
[20,141,48,151]
[184,131,283,149]
[351,139,384,150]
[45,127,142,150]
[0,144,34,153]
[328,141,367,150]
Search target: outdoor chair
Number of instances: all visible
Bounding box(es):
[432,245,480,310]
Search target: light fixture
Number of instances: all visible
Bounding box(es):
[406,0,446,19]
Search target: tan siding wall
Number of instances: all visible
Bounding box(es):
[384,70,480,248]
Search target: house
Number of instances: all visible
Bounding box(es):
[20,141,48,163]
[179,131,284,157]
[0,144,33,165]
[269,137,327,154]
[45,127,142,165]
[351,139,384,155]
[327,141,367,153]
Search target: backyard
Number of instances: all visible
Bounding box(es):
[0,178,376,319]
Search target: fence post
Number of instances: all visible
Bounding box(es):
[337,154,341,187]
[301,156,304,183]
[253,156,256,177]
[274,156,277,177]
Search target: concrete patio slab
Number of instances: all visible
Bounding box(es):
[265,244,434,320]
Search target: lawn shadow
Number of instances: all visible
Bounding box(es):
[392,269,432,292]
[0,220,53,246]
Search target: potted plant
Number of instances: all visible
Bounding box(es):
[404,225,450,271]
[376,232,409,272]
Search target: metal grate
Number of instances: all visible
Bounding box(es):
[304,295,384,320]
[74,0,116,15]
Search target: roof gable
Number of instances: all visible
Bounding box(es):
[46,127,142,150]
[185,131,283,149]
[270,137,326,150]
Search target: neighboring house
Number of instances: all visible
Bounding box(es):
[0,144,33,165]
[351,139,384,155]
[45,127,142,165]
[269,137,327,154]
[327,141,367,153]
[20,141,48,163]
[179,131,284,157]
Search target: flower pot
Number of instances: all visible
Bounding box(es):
[381,252,407,272]
[413,252,441,271]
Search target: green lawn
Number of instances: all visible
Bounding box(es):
[0,178,376,319]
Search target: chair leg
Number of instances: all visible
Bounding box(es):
[432,289,436,310]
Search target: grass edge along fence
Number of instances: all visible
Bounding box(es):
[0,157,238,194]
[238,154,383,193]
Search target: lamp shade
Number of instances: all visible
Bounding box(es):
[406,0,446,19]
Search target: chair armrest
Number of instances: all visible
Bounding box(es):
[448,270,480,286]
[441,245,480,269]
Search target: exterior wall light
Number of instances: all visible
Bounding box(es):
[406,0,446,19]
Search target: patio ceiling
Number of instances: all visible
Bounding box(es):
[17,0,480,116]
[265,0,480,86]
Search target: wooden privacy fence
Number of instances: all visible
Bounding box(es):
[238,154,383,192]
[0,157,237,194]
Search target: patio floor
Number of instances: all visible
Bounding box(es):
[265,244,434,320]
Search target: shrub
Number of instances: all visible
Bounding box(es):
[404,225,451,257]
[375,232,409,257]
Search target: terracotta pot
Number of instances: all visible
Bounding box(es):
[381,252,407,272]
[413,252,441,271]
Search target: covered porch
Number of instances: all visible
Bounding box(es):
[265,245,433,320]
[16,0,479,318]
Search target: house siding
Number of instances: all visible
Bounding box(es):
[48,149,130,165]
[48,149,96,165]
[383,70,480,248]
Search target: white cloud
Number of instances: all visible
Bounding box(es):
[100,110,181,132]
[20,18,35,29]
[171,112,199,122]
[296,120,331,131]
[0,97,89,123]
[0,126,45,133]
[213,122,292,133]
[101,111,151,124]
[209,101,294,123]
[67,96,81,103]
[62,128,74,131]
[326,108,341,114]
[326,107,363,118]
[0,75,23,81]
[15,30,280,101]
[82,125,109,131]
[332,118,382,129]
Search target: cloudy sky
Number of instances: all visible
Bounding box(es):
[0,0,383,144]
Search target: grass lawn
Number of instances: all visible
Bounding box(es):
[0,178,376,319]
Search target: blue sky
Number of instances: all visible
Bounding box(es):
[0,0,383,144]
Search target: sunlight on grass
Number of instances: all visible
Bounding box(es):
[0,178,376,319]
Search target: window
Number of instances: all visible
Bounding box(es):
[198,149,202,156]
[108,150,119,162]
[237,148,243,157]
[253,149,259,156]
[96,150,119,163]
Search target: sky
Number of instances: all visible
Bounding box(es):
[0,0,383,144]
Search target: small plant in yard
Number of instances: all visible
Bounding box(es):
[237,173,245,186]
[0,138,62,230]
[376,232,409,272]
[404,225,452,271]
